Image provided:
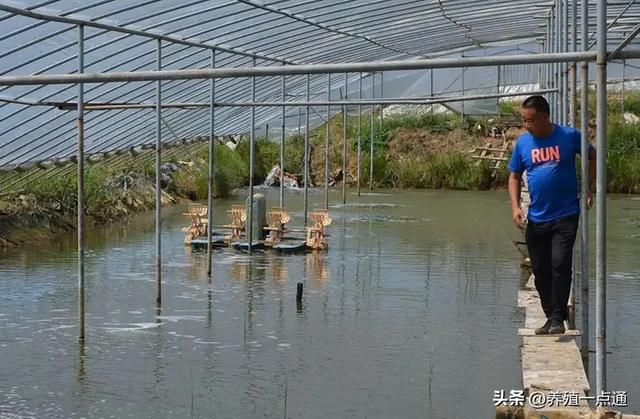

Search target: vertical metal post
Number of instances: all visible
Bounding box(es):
[621,59,625,113]
[207,50,216,277]
[556,0,562,123]
[538,42,544,90]
[155,39,162,305]
[379,72,384,132]
[580,0,590,363]
[553,4,559,121]
[248,58,256,253]
[497,65,501,114]
[595,0,607,396]
[558,0,564,124]
[563,0,570,125]
[430,69,434,116]
[369,74,374,192]
[549,12,555,118]
[325,74,330,210]
[280,74,285,207]
[461,52,465,123]
[77,24,85,341]
[342,73,348,205]
[297,106,301,138]
[357,72,362,196]
[570,0,578,128]
[304,74,310,226]
[567,0,578,330]
[547,15,552,109]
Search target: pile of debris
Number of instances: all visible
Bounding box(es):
[263,164,301,188]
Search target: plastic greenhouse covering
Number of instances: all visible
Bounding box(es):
[0,0,639,179]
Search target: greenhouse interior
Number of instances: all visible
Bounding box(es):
[1,1,640,418]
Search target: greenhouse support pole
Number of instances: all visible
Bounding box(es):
[342,72,348,205]
[325,74,330,210]
[77,23,86,341]
[595,0,607,396]
[304,74,310,226]
[357,72,362,196]
[155,39,162,305]
[280,74,285,207]
[579,0,590,361]
[248,58,256,253]
[207,50,216,277]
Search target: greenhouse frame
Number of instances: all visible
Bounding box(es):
[2,0,640,399]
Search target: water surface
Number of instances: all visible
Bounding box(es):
[1,189,638,418]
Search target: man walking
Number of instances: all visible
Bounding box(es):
[508,95,595,335]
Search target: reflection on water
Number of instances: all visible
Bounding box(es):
[0,189,639,418]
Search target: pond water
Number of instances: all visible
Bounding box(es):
[1,188,638,418]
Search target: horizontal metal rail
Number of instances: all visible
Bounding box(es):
[46,89,557,110]
[2,51,631,86]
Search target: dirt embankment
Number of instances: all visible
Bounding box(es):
[0,174,176,247]
[308,125,526,185]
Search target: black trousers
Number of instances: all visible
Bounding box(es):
[525,214,579,322]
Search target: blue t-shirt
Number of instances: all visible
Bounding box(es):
[508,124,591,223]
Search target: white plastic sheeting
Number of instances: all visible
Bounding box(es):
[0,1,639,170]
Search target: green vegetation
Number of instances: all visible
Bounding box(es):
[1,90,639,245]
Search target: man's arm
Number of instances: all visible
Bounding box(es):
[509,172,525,229]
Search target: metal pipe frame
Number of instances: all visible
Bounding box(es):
[0,3,293,65]
[461,53,465,122]
[77,23,85,342]
[379,72,384,132]
[568,0,578,332]
[609,23,640,59]
[430,68,434,116]
[0,0,548,80]
[280,73,285,207]
[548,13,554,117]
[304,74,310,227]
[570,0,578,128]
[0,27,351,166]
[236,0,421,59]
[248,57,256,253]
[207,49,215,277]
[587,0,639,49]
[580,0,590,363]
[556,2,561,122]
[497,65,501,113]
[43,89,558,111]
[6,51,637,87]
[621,59,625,112]
[357,72,362,197]
[0,77,556,176]
[369,73,374,192]
[2,45,636,169]
[325,73,330,210]
[155,39,162,305]
[595,0,607,396]
[342,72,348,205]
[563,0,570,125]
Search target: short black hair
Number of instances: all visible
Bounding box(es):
[522,95,550,115]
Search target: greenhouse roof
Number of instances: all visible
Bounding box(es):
[0,0,639,174]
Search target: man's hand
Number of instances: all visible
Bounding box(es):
[512,207,525,229]
[587,190,594,209]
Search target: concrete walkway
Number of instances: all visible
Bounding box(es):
[498,274,640,419]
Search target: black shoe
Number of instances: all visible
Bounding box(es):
[548,319,565,334]
[534,319,551,335]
